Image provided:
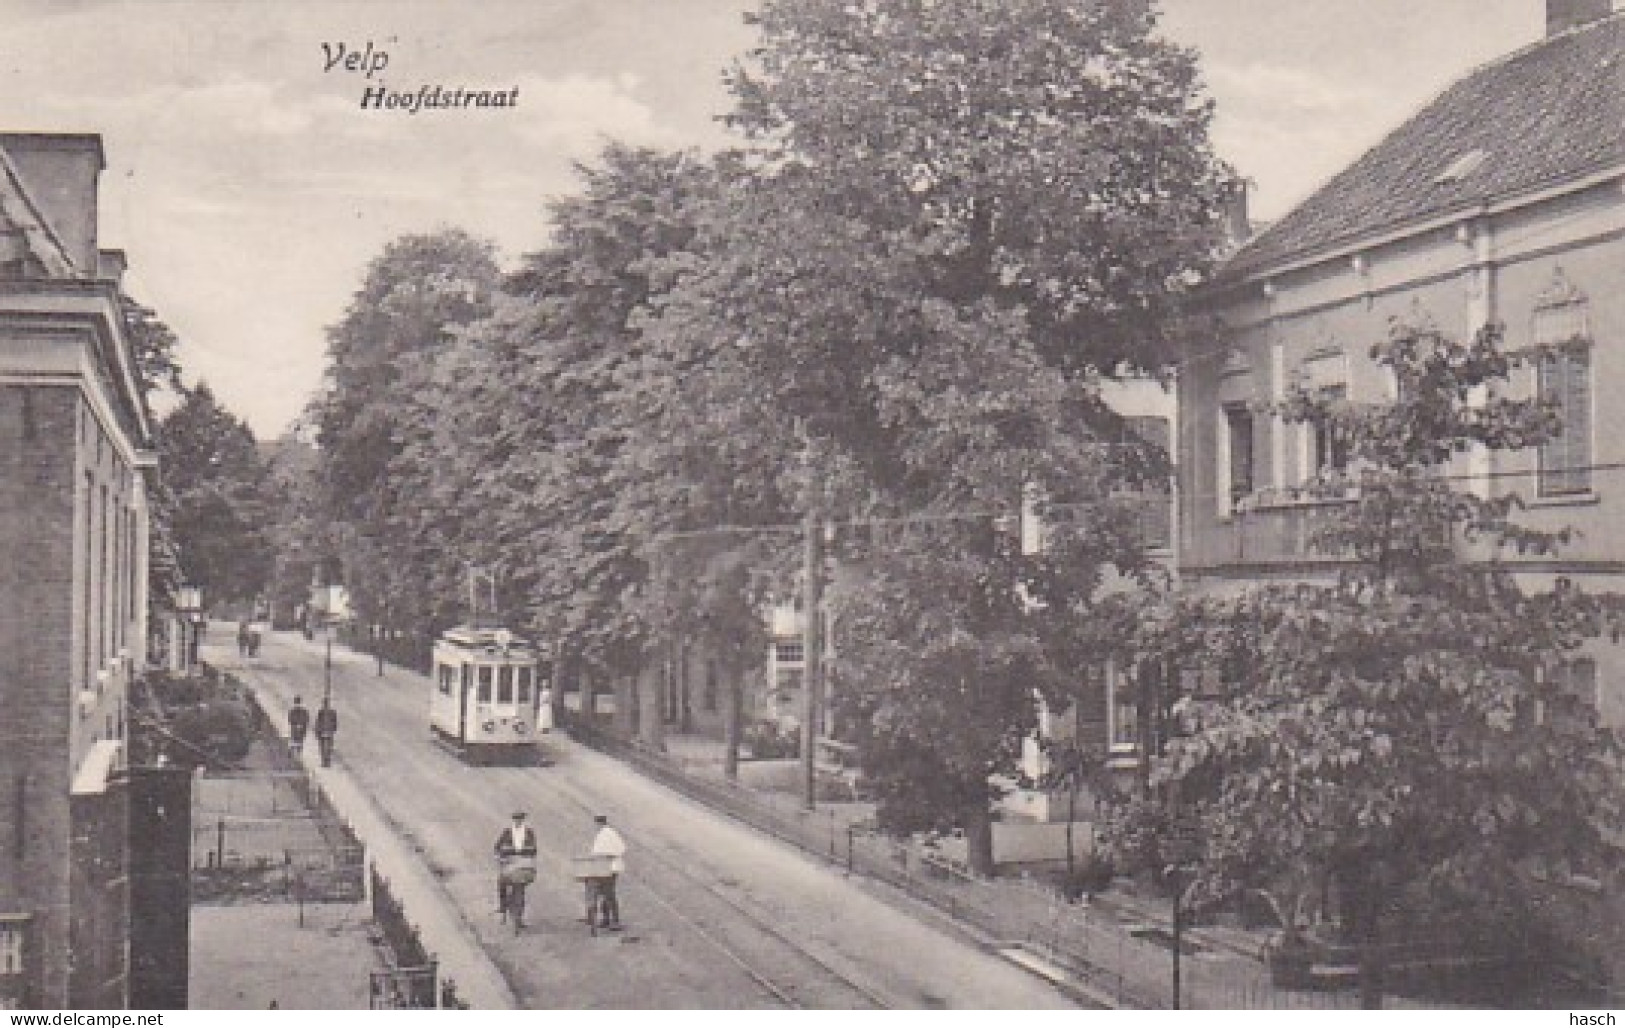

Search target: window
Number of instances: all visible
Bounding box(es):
[1107,665,1139,752]
[0,917,23,975]
[1220,403,1255,512]
[517,666,533,705]
[497,666,514,704]
[1311,383,1350,475]
[437,665,453,696]
[477,666,493,703]
[775,641,804,665]
[1533,272,1593,497]
[1538,346,1591,496]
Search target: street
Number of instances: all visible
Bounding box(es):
[208,626,1078,1009]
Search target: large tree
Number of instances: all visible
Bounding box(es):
[659,0,1226,870]
[1122,320,1625,1006]
[312,229,501,646]
[157,383,273,607]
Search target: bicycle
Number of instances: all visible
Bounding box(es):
[572,854,617,936]
[498,855,536,934]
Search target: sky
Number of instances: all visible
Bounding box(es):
[0,0,1546,438]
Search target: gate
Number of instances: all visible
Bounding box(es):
[368,965,437,1009]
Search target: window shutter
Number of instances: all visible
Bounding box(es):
[1564,349,1591,492]
[1539,349,1591,495]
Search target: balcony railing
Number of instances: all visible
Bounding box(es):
[1187,493,1353,570]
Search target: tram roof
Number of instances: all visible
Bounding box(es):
[437,622,537,657]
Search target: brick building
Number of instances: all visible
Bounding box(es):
[0,132,180,1009]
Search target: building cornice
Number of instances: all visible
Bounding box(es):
[1212,163,1625,298]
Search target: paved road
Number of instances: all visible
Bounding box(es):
[210,628,1077,1010]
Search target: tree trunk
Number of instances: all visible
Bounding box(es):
[1340,864,1387,1009]
[1065,777,1078,882]
[962,799,995,877]
[723,668,742,781]
[580,666,596,738]
[617,673,637,742]
[640,663,665,753]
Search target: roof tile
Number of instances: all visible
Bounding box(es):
[1225,13,1625,277]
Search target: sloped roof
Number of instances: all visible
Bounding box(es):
[1225,13,1625,278]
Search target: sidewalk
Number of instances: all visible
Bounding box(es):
[217,631,518,1010]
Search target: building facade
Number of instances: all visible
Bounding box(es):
[1183,1,1625,708]
[0,132,163,1008]
[1179,0,1625,985]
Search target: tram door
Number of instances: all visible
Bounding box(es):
[459,664,471,741]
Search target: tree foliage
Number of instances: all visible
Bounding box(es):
[311,229,501,642]
[156,383,273,606]
[693,0,1225,870]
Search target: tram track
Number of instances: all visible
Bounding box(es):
[516,765,894,1010]
[239,639,889,1008]
[229,632,1068,1009]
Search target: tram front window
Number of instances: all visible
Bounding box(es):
[478,665,493,703]
[517,667,533,705]
[498,665,515,704]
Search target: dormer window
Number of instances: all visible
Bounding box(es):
[1434,149,1487,185]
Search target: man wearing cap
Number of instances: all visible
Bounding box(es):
[588,814,626,929]
[493,811,538,920]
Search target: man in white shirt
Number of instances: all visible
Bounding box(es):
[588,814,626,929]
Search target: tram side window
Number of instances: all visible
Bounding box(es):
[517,666,533,704]
[498,665,515,704]
[437,664,453,696]
[478,665,493,703]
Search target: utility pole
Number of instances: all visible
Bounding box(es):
[800,506,823,811]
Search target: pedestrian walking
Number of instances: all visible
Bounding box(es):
[236,619,251,657]
[288,696,310,755]
[588,814,626,930]
[315,700,338,767]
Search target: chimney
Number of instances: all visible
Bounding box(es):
[1221,178,1253,251]
[97,249,127,289]
[0,133,104,275]
[1547,0,1613,35]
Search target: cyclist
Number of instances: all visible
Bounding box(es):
[587,814,626,930]
[494,811,538,927]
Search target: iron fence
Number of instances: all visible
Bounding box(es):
[368,862,439,1008]
[576,725,1480,1010]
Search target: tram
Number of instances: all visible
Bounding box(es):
[429,620,550,764]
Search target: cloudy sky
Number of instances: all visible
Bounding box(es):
[0,0,1544,437]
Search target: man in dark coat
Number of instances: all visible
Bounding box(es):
[288,696,310,755]
[315,700,338,766]
[493,811,538,920]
